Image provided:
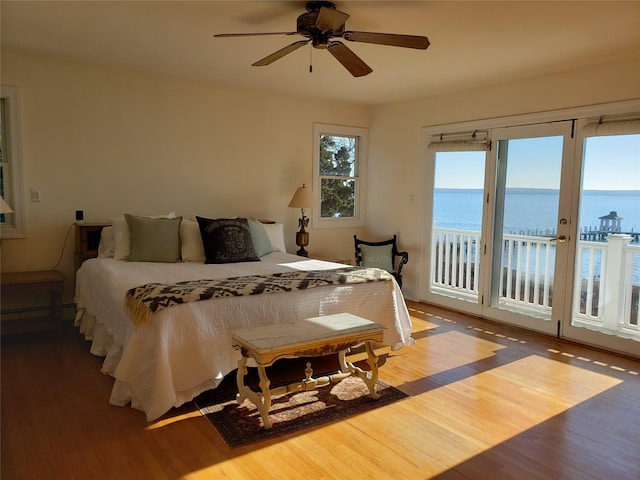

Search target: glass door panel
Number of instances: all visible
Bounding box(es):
[483,122,575,335]
[427,151,486,315]
[566,133,640,353]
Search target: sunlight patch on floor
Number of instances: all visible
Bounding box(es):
[467,324,527,344]
[547,347,640,376]
[145,410,203,430]
[409,306,460,326]
[401,354,624,474]
[409,313,444,332]
[419,330,507,376]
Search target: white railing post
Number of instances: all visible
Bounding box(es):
[601,234,633,330]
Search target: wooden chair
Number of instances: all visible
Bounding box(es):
[354,235,409,288]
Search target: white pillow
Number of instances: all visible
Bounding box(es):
[113,212,176,260]
[262,223,286,253]
[180,219,205,262]
[97,226,115,258]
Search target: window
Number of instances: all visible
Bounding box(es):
[313,123,367,228]
[0,85,25,238]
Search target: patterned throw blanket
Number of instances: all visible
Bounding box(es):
[124,267,393,326]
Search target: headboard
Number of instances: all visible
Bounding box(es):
[73,219,281,270]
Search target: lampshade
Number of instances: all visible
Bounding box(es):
[0,196,13,214]
[288,184,319,209]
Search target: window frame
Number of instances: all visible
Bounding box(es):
[312,123,368,229]
[0,85,26,239]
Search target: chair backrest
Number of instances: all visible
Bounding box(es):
[354,236,397,272]
[353,235,409,287]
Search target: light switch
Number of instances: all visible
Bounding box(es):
[31,189,41,202]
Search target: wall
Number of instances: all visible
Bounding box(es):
[368,55,640,300]
[0,52,369,303]
[3,52,639,308]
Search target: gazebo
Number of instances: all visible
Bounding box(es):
[599,211,623,233]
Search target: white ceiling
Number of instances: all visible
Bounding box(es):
[2,1,639,106]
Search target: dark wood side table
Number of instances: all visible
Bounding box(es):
[1,270,65,334]
[74,223,109,269]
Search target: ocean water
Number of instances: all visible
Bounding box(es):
[433,188,640,283]
[433,188,640,234]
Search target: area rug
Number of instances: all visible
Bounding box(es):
[196,376,408,448]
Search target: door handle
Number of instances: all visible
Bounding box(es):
[550,235,567,243]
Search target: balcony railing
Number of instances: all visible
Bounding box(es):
[431,228,481,302]
[573,235,640,335]
[430,227,640,340]
[498,233,555,319]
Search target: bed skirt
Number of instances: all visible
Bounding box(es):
[75,308,222,416]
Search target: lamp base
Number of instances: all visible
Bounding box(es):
[295,230,310,257]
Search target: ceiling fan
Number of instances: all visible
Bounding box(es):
[214,1,430,77]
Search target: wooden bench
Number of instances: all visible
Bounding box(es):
[1,270,65,334]
[231,312,385,429]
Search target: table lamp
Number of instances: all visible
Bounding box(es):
[288,184,319,257]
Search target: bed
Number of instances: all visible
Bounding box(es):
[74,214,413,421]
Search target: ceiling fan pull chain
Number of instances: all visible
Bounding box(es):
[309,45,313,73]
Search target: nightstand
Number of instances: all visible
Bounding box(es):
[74,222,110,269]
[0,270,65,334]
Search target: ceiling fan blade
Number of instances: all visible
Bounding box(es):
[214,32,297,38]
[252,40,310,66]
[327,41,372,77]
[315,6,350,31]
[343,31,430,50]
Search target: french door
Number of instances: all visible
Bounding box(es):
[480,122,576,335]
[562,123,640,355]
[426,121,575,336]
[424,112,640,357]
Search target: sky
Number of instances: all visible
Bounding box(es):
[434,134,640,191]
[583,135,640,190]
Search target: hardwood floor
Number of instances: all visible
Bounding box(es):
[2,301,639,480]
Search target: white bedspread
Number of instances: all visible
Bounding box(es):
[74,252,413,421]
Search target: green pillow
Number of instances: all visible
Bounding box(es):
[125,214,182,263]
[248,218,273,257]
[359,244,393,273]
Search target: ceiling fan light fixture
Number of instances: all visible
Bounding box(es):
[312,34,330,49]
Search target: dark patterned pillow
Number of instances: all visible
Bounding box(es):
[196,216,260,264]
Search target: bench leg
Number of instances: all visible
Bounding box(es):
[255,365,273,429]
[362,341,380,399]
[338,342,380,399]
[235,356,273,429]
